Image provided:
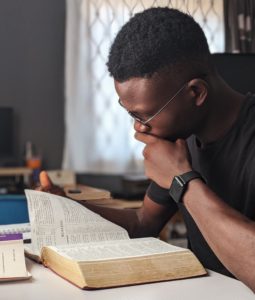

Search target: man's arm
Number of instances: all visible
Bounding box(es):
[83,194,176,238]
[37,171,176,238]
[183,180,255,292]
[135,132,255,292]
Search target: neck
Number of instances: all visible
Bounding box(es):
[196,75,245,146]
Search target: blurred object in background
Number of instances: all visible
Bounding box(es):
[119,174,150,200]
[0,168,32,194]
[47,169,76,187]
[24,141,42,186]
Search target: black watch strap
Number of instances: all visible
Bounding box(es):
[169,171,204,203]
[178,171,203,184]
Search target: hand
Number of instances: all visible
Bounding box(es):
[35,171,66,197]
[135,132,192,189]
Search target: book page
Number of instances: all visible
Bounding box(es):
[47,237,186,262]
[25,190,129,253]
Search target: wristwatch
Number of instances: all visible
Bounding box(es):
[169,171,204,203]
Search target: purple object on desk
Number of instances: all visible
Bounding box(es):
[0,233,23,241]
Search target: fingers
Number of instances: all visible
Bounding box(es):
[35,170,66,197]
[39,171,53,188]
[134,132,158,144]
[134,121,150,133]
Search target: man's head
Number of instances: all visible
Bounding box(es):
[107,7,212,82]
[107,7,214,141]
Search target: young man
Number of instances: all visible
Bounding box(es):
[39,8,255,291]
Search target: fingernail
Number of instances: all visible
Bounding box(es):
[140,124,150,132]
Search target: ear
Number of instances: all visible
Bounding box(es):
[187,78,208,107]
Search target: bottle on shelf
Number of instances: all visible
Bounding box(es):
[24,141,42,187]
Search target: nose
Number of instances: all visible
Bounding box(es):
[134,120,151,133]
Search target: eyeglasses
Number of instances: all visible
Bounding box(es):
[118,81,187,126]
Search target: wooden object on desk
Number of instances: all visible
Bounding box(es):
[47,170,111,201]
[64,184,111,201]
[47,170,76,186]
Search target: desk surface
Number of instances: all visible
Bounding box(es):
[1,258,253,300]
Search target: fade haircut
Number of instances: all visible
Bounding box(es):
[107,7,212,82]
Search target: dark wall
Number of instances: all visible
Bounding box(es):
[0,0,65,168]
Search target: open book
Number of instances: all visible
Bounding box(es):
[24,189,206,289]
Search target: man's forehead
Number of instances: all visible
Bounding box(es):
[115,77,150,97]
[114,74,175,104]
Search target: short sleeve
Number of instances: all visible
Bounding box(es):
[147,180,178,211]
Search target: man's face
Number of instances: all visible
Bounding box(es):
[115,73,203,141]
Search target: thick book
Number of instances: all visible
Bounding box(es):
[24,189,206,289]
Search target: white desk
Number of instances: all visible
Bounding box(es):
[1,259,254,300]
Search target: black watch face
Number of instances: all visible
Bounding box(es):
[169,177,185,203]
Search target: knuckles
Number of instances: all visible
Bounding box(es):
[142,146,151,159]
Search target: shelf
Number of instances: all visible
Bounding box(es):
[0,167,32,177]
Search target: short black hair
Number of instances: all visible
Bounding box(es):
[107,7,211,82]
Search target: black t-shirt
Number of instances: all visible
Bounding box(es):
[147,93,255,277]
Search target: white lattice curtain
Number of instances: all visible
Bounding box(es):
[63,0,224,174]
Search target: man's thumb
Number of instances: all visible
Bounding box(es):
[39,171,53,188]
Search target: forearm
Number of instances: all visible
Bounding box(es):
[79,201,152,238]
[183,179,255,292]
[78,194,175,238]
